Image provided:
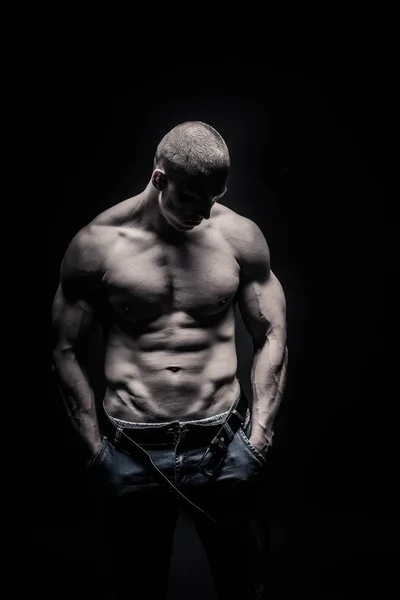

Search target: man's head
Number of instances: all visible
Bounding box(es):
[151,121,230,231]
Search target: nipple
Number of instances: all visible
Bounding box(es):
[219,297,227,306]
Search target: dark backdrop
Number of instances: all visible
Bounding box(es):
[41,58,397,598]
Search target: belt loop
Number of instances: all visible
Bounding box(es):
[115,426,123,445]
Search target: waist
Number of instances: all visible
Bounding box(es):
[102,381,250,447]
[103,374,241,423]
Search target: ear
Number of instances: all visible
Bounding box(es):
[152,169,167,191]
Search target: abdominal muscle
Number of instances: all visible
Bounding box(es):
[102,315,240,423]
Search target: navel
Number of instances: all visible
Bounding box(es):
[167,366,182,373]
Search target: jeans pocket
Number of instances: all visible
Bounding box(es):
[88,436,108,469]
[237,428,267,467]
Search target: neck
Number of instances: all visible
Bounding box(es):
[141,181,185,240]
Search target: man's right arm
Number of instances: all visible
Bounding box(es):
[51,228,103,464]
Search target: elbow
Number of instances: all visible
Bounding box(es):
[270,323,287,349]
[259,324,286,345]
[52,346,77,368]
[252,329,287,353]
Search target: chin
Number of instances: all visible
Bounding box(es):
[174,223,193,231]
[170,216,194,230]
[163,210,194,232]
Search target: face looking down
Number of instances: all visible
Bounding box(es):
[154,170,229,231]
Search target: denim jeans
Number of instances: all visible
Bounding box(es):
[89,387,270,599]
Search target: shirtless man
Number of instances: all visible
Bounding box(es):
[52,121,287,600]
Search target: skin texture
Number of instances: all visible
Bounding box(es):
[52,162,287,464]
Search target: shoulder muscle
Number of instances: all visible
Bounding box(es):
[220,211,271,283]
[60,225,106,302]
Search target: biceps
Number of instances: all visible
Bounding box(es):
[52,285,96,353]
[238,272,286,346]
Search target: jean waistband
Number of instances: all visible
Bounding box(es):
[102,382,250,446]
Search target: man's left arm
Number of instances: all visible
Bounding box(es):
[236,220,288,457]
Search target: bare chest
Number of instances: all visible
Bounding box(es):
[103,230,240,321]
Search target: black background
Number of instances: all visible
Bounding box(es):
[41,35,397,599]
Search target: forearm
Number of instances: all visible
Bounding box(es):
[52,349,101,455]
[250,339,288,450]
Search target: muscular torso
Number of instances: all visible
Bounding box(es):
[93,200,243,422]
